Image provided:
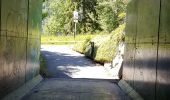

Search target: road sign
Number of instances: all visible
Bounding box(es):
[73,11,78,23]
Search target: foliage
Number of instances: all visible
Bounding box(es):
[42,9,48,20]
[94,24,125,62]
[73,37,92,53]
[43,0,127,35]
[97,0,127,33]
[44,0,76,35]
[73,24,125,63]
[75,0,102,33]
[111,24,125,42]
[94,36,117,63]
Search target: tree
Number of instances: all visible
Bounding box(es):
[75,0,102,33]
[97,0,127,33]
[43,0,127,35]
[44,0,76,35]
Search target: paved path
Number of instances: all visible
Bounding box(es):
[22,78,130,100]
[41,45,114,79]
[22,45,131,100]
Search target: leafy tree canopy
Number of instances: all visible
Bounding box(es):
[43,0,127,35]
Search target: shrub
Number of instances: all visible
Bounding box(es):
[111,24,125,43]
[94,36,117,63]
[93,24,125,63]
[73,37,91,53]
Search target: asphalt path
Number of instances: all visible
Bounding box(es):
[21,45,131,100]
[41,45,114,79]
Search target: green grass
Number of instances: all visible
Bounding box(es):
[94,35,117,63]
[41,34,98,45]
[73,37,92,54]
[73,24,125,63]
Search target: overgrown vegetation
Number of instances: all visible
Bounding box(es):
[42,0,127,35]
[73,24,125,63]
[43,0,75,35]
[42,0,127,64]
[73,36,92,53]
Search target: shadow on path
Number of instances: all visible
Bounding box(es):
[21,45,131,100]
[41,45,112,79]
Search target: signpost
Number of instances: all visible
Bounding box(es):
[73,11,78,39]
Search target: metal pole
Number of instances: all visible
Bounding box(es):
[74,22,76,39]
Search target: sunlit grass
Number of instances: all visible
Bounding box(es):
[41,34,98,45]
[73,24,125,63]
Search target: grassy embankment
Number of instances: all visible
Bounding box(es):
[40,24,125,65]
[73,24,125,64]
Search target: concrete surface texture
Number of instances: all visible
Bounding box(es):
[21,45,131,100]
[41,45,117,79]
[123,0,170,100]
[22,78,131,100]
[0,0,42,99]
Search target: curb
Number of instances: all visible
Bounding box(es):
[2,75,43,100]
[118,80,144,100]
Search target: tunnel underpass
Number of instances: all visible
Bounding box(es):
[0,0,170,100]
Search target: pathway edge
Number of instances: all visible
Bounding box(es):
[2,75,43,100]
[118,80,144,100]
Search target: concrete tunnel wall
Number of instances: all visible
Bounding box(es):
[0,0,42,99]
[123,0,170,100]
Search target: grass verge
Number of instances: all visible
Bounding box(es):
[41,34,97,45]
[73,24,125,63]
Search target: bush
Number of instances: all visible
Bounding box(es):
[94,36,117,63]
[111,24,125,43]
[73,37,91,53]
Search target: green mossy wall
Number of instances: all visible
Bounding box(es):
[0,0,42,99]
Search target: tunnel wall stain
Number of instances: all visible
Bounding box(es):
[123,0,170,100]
[0,0,42,99]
